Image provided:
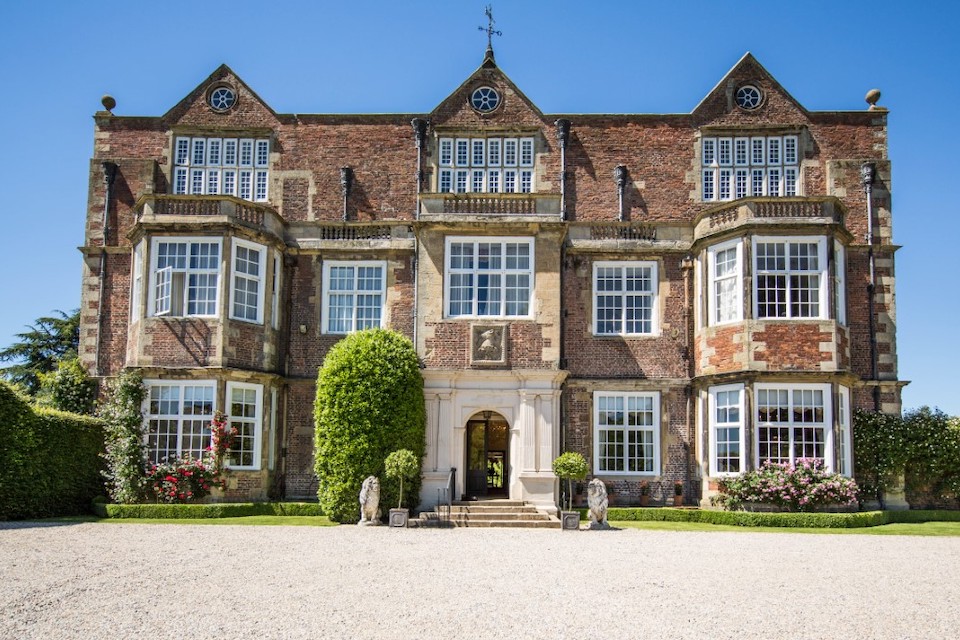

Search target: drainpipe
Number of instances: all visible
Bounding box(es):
[95,161,118,377]
[861,162,880,412]
[614,165,628,222]
[555,119,570,221]
[680,255,695,497]
[340,167,352,222]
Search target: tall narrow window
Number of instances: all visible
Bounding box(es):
[271,251,281,331]
[131,242,144,322]
[445,238,533,318]
[322,261,386,334]
[226,381,262,470]
[593,261,658,336]
[837,386,852,476]
[230,239,266,323]
[594,392,660,475]
[707,240,742,325]
[834,240,847,326]
[710,384,744,475]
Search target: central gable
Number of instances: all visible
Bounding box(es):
[163,64,280,130]
[430,52,547,130]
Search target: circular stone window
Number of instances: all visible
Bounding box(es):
[471,86,501,113]
[208,86,237,112]
[735,85,763,110]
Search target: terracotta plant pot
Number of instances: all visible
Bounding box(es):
[673,495,683,507]
[639,495,650,507]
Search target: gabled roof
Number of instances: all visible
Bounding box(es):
[162,64,279,125]
[429,48,546,127]
[691,52,807,117]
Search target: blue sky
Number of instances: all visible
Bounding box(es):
[0,1,956,413]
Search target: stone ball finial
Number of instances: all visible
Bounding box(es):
[101,95,116,112]
[865,89,881,108]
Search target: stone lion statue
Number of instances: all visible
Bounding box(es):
[586,478,609,529]
[358,475,381,526]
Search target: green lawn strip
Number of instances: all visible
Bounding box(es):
[611,519,960,536]
[99,515,337,526]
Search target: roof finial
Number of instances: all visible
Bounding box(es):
[478,5,501,64]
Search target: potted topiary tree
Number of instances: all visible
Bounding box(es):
[552,451,588,531]
[384,449,419,528]
[673,480,684,506]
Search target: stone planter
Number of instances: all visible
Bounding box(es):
[389,508,409,527]
[560,511,580,530]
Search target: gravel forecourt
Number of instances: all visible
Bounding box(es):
[2,521,959,639]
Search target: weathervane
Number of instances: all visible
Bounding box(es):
[478,5,502,51]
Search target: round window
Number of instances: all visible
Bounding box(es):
[209,86,237,112]
[735,85,763,110]
[471,86,501,113]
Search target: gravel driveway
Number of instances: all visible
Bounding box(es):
[1,521,958,639]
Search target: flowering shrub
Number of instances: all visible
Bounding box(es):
[146,457,223,504]
[209,411,236,471]
[713,459,858,512]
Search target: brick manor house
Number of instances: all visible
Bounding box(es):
[79,45,902,510]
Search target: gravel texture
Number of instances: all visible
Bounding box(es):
[2,521,959,639]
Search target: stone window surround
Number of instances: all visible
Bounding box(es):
[593,390,661,476]
[591,260,660,337]
[320,259,387,335]
[443,236,535,320]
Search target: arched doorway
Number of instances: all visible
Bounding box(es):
[465,411,510,499]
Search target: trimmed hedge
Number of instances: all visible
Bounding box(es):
[94,501,324,519]
[0,382,105,519]
[601,507,917,529]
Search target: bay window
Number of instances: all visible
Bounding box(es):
[230,239,266,323]
[150,238,221,317]
[755,383,834,470]
[706,240,742,325]
[709,384,745,476]
[225,381,263,470]
[144,380,216,464]
[753,236,827,320]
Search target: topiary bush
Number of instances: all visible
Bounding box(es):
[0,381,106,519]
[314,329,425,523]
[713,459,858,512]
[99,369,148,504]
[552,451,588,511]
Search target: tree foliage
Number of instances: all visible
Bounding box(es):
[36,357,97,415]
[99,369,148,504]
[384,449,419,509]
[0,309,80,395]
[314,329,425,522]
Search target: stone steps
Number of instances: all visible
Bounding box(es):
[417,500,559,529]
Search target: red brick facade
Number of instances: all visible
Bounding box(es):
[80,51,901,505]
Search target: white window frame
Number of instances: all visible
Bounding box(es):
[837,386,852,477]
[437,136,536,193]
[754,382,835,471]
[148,237,222,318]
[834,240,847,326]
[701,134,800,202]
[131,241,144,322]
[172,136,270,202]
[709,384,745,477]
[592,261,659,336]
[229,238,266,324]
[594,391,661,476]
[225,381,263,471]
[707,239,743,326]
[143,380,217,465]
[268,387,278,472]
[752,236,828,320]
[321,260,387,334]
[444,237,535,319]
[271,250,281,331]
